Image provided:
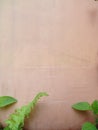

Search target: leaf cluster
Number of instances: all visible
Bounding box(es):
[4,92,48,130]
[72,100,98,130]
[0,92,48,130]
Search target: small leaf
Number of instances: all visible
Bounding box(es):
[0,96,17,108]
[91,100,98,114]
[72,102,91,111]
[82,122,97,130]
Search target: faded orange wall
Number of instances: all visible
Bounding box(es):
[0,0,98,129]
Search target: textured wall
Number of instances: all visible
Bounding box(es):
[0,0,98,129]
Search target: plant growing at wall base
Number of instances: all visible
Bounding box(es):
[0,96,17,130]
[72,100,98,130]
[4,92,48,130]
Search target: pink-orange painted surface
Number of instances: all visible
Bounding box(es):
[0,0,98,129]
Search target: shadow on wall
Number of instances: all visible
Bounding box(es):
[23,102,94,130]
[88,6,98,26]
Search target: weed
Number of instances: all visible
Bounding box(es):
[4,92,48,130]
[72,100,98,130]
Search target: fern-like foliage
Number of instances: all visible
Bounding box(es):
[4,92,48,130]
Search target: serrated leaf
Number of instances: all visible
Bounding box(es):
[4,92,48,130]
[82,122,97,130]
[91,100,98,114]
[72,102,91,111]
[0,96,17,108]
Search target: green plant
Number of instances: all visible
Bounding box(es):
[4,92,48,130]
[72,100,98,130]
[0,96,17,130]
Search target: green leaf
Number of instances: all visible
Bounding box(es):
[0,96,17,108]
[72,102,91,111]
[91,100,98,114]
[82,122,97,130]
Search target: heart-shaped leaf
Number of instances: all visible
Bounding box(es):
[82,122,97,130]
[0,96,17,108]
[72,102,91,111]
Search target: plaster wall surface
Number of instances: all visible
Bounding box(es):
[0,0,98,129]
